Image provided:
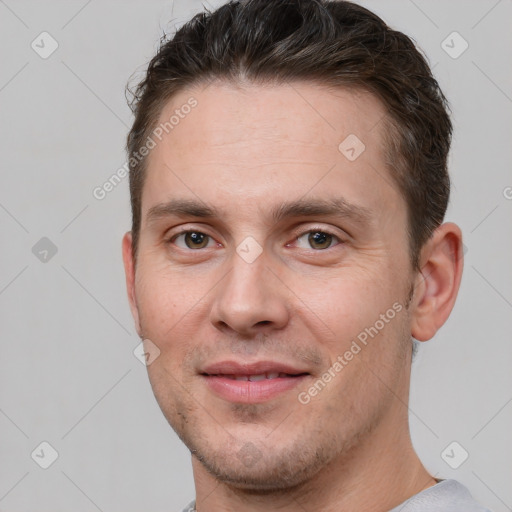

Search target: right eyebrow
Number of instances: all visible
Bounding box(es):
[145,199,218,226]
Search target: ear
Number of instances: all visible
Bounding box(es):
[122,232,142,337]
[410,222,464,341]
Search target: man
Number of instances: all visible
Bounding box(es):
[122,1,491,510]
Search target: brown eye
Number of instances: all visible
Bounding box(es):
[295,230,338,250]
[308,231,333,249]
[173,231,213,249]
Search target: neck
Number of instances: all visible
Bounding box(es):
[191,411,436,512]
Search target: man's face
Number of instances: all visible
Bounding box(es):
[124,81,417,490]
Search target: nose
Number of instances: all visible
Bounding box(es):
[209,247,290,336]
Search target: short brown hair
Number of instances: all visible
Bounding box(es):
[127,0,452,269]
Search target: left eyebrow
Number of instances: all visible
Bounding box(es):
[144,196,374,227]
[271,197,374,227]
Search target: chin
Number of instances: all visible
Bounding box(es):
[198,455,314,492]
[189,434,339,493]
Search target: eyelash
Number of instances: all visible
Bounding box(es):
[167,227,344,251]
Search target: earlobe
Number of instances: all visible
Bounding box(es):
[410,222,464,342]
[122,232,142,337]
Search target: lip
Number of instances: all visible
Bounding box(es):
[202,360,309,376]
[200,360,310,404]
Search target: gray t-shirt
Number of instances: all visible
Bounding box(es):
[388,479,492,512]
[180,479,492,511]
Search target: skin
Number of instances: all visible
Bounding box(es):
[122,81,464,511]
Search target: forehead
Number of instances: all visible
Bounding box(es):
[156,80,387,154]
[141,80,402,225]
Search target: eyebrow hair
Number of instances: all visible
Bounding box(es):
[145,197,373,226]
[146,199,216,225]
[271,197,373,225]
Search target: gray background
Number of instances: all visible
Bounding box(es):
[0,0,511,511]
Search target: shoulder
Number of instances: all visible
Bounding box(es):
[178,500,196,512]
[389,479,493,512]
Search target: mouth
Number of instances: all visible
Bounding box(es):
[212,371,303,381]
[200,361,310,403]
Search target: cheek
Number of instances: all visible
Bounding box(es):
[293,273,393,343]
[135,262,201,327]
[134,264,216,367]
